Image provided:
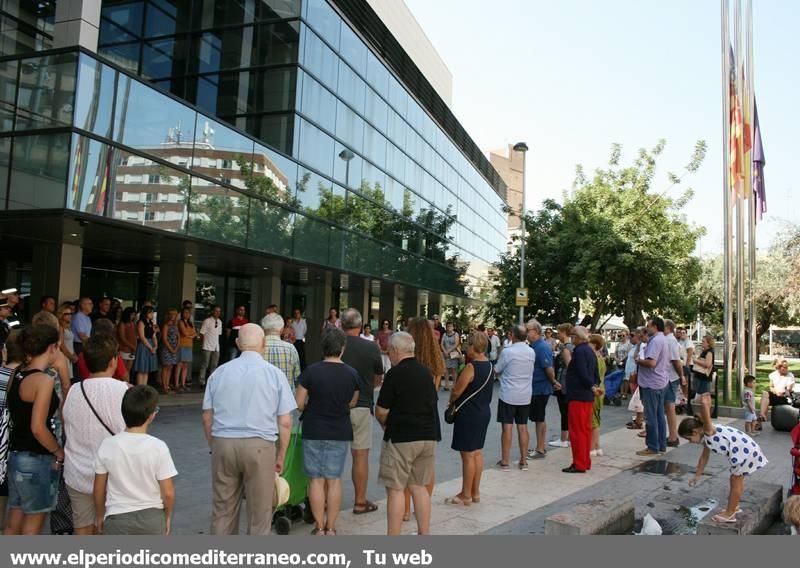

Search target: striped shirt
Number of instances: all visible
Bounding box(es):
[263,335,301,390]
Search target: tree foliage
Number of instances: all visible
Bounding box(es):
[486,140,706,330]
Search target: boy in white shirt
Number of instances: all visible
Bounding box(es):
[94,385,177,535]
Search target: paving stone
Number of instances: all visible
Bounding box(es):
[545,497,634,535]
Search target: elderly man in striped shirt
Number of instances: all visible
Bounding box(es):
[261,313,301,390]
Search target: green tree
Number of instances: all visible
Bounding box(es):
[487,140,707,330]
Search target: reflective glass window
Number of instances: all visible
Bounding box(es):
[191,117,254,187]
[0,59,17,132]
[335,102,363,153]
[292,213,331,265]
[8,133,70,210]
[74,57,116,138]
[68,135,113,215]
[253,20,300,65]
[249,143,299,207]
[387,74,407,118]
[302,25,338,90]
[246,67,296,113]
[385,143,405,182]
[360,161,386,198]
[296,118,333,176]
[299,71,336,133]
[364,88,388,134]
[188,176,249,246]
[114,75,197,151]
[336,62,365,114]
[304,0,340,49]
[0,13,52,57]
[295,167,334,215]
[15,52,77,131]
[362,126,386,169]
[99,1,144,45]
[332,142,362,189]
[143,0,192,37]
[366,52,389,100]
[110,148,189,232]
[0,136,10,207]
[248,201,294,256]
[141,36,190,79]
[386,109,406,150]
[245,112,294,155]
[98,43,140,73]
[339,22,366,77]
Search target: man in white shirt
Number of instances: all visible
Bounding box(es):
[202,324,296,535]
[493,324,536,470]
[199,305,223,387]
[63,335,128,535]
[290,308,308,370]
[663,320,686,448]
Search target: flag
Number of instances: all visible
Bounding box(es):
[752,98,766,221]
[729,47,751,199]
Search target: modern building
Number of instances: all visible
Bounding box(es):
[0,0,507,360]
[489,144,524,237]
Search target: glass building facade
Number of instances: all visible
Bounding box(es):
[0,0,506,309]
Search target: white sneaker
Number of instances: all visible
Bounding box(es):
[596,448,604,457]
[590,449,597,457]
[548,440,570,448]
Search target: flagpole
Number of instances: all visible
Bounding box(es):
[746,0,757,373]
[734,0,746,395]
[721,0,733,402]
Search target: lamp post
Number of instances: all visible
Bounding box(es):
[513,142,528,325]
[338,148,355,187]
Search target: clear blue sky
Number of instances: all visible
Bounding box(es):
[405,0,799,256]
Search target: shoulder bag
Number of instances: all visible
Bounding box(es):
[80,380,115,435]
[444,364,493,424]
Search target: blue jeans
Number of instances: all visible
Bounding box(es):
[640,386,667,452]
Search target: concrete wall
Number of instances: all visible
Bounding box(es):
[489,145,524,233]
[364,0,453,107]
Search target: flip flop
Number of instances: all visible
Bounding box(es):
[711,512,738,524]
[444,496,472,506]
[637,431,647,438]
[353,501,378,515]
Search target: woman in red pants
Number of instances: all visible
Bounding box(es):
[562,326,601,473]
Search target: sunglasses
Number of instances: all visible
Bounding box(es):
[63,312,74,316]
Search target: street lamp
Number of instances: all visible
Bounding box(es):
[513,142,528,325]
[338,148,355,187]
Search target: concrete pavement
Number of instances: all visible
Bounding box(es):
[149,385,794,535]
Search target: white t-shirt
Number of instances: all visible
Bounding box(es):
[769,371,796,397]
[95,432,178,518]
[665,333,682,381]
[200,317,222,352]
[489,335,502,360]
[360,333,375,341]
[291,319,307,341]
[63,378,129,494]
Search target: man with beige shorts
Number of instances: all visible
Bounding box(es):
[376,332,441,535]
[340,308,384,516]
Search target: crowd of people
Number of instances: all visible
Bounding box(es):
[0,286,797,535]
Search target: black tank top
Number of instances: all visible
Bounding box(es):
[8,368,59,454]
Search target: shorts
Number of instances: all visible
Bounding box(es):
[179,347,193,362]
[7,451,60,514]
[744,411,757,423]
[349,407,373,451]
[694,375,712,395]
[497,399,529,425]
[119,351,135,361]
[768,392,790,407]
[303,439,349,479]
[379,440,436,490]
[66,485,95,528]
[664,380,681,404]
[529,395,549,423]
[104,508,166,535]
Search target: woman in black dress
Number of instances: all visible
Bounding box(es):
[446,332,494,506]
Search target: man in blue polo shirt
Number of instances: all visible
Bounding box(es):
[526,319,558,460]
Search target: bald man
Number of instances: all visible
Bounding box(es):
[202,323,297,535]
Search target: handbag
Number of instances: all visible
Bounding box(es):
[444,364,493,424]
[449,351,461,360]
[80,380,115,435]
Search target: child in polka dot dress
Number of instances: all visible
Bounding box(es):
[678,396,767,524]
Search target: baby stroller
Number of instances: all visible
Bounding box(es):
[790,422,800,497]
[604,369,625,406]
[272,425,313,535]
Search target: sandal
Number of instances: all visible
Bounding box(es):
[627,423,643,430]
[496,460,510,471]
[444,495,472,506]
[472,495,480,503]
[403,513,411,522]
[637,431,647,438]
[325,528,337,536]
[711,512,738,524]
[353,501,378,515]
[311,527,325,535]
